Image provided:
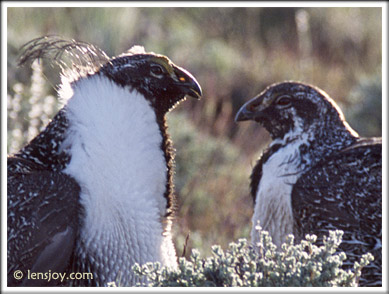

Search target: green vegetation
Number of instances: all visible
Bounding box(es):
[7,6,382,272]
[132,228,373,287]
[168,112,252,257]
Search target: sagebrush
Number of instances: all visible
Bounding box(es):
[132,227,372,287]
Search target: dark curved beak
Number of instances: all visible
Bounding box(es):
[235,94,264,122]
[174,66,202,99]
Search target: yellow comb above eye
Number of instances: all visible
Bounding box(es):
[179,77,186,82]
[150,56,174,74]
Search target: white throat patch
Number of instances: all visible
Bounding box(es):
[251,133,309,248]
[62,75,177,285]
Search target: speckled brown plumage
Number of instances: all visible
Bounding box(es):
[236,81,381,287]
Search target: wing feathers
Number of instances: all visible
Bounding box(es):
[7,157,81,286]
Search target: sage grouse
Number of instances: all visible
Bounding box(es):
[8,36,202,286]
[235,81,381,286]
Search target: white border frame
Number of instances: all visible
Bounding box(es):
[1,2,387,293]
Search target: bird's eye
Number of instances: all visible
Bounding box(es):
[275,95,292,108]
[150,65,165,76]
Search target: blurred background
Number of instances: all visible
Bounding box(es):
[7,7,382,258]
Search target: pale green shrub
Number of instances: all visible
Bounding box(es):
[133,227,372,287]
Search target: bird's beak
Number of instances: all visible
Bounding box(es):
[235,94,264,122]
[173,66,202,99]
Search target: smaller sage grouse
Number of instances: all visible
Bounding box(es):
[235,81,381,287]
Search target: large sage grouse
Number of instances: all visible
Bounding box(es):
[235,81,381,286]
[8,36,202,286]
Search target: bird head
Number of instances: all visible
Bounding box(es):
[18,37,202,116]
[235,81,357,140]
[100,47,202,114]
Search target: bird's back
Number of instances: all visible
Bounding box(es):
[292,138,382,286]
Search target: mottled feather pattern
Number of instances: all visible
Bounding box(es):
[292,140,382,286]
[7,165,81,286]
[237,81,382,287]
[14,109,71,172]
